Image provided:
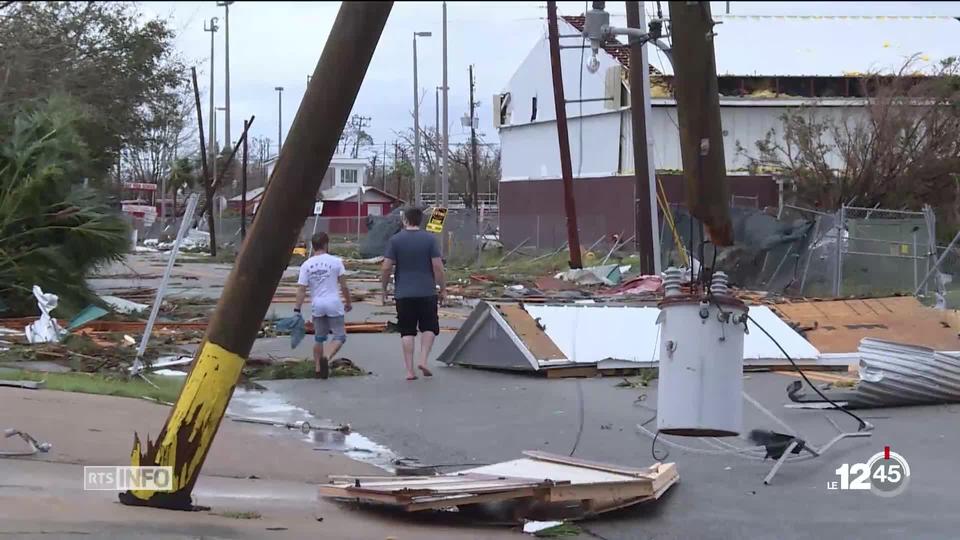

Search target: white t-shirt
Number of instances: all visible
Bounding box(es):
[297,253,346,317]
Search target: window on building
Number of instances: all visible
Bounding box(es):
[339,168,358,185]
[368,204,383,217]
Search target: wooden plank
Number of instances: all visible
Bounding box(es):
[523,451,659,479]
[544,365,598,379]
[544,479,653,502]
[403,487,539,512]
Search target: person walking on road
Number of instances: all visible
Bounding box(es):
[296,232,352,379]
[381,207,445,381]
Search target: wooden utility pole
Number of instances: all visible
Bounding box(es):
[468,64,479,209]
[546,0,583,268]
[241,119,248,240]
[626,1,659,275]
[119,1,394,511]
[668,1,733,246]
[190,67,218,256]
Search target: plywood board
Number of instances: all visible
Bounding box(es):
[496,304,568,361]
[772,297,960,353]
[522,451,659,479]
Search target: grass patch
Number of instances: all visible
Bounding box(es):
[211,510,261,520]
[447,251,576,285]
[0,370,184,402]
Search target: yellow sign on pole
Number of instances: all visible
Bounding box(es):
[426,207,448,234]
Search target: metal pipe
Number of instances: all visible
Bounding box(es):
[241,118,248,240]
[132,193,200,374]
[441,1,449,209]
[546,1,583,268]
[120,1,393,510]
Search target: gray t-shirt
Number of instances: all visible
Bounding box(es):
[385,229,440,299]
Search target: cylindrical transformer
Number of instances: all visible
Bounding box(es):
[656,270,747,437]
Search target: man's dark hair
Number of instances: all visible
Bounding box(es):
[311,232,330,251]
[403,207,424,227]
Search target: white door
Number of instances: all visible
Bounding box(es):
[367,204,383,216]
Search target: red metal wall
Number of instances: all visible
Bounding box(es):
[498,174,777,249]
[319,201,396,234]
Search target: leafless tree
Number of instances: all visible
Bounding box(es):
[739,56,960,236]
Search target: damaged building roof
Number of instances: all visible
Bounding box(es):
[564,13,960,78]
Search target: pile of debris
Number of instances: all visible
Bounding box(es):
[320,450,678,522]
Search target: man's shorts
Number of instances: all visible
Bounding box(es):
[395,296,440,337]
[314,316,347,343]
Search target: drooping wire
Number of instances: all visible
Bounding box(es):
[744,310,869,432]
[569,378,585,457]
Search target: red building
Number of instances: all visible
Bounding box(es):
[228,156,404,234]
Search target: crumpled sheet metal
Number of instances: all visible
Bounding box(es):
[788,338,960,408]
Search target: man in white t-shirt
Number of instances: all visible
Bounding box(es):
[295,232,352,379]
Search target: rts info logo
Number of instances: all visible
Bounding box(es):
[827,446,910,497]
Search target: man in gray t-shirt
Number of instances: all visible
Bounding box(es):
[381,207,446,381]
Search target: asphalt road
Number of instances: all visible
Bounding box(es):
[265,332,960,540]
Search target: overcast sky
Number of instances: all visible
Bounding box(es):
[140,1,960,158]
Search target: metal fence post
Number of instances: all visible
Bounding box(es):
[834,205,845,297]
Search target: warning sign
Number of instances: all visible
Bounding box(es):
[425,207,448,234]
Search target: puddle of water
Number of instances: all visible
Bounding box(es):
[229,388,397,472]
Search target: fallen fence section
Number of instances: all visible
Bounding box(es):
[438,301,833,374]
[320,450,677,521]
[789,337,960,408]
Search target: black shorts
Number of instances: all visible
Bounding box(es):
[396,296,440,337]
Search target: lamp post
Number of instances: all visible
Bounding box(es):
[217,1,235,147]
[203,17,219,184]
[412,31,431,206]
[275,86,284,156]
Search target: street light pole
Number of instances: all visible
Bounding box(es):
[217,1,235,147]
[204,17,219,189]
[275,86,284,155]
[441,1,449,209]
[412,31,431,206]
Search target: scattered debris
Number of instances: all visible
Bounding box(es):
[67,306,109,331]
[210,511,261,520]
[24,286,63,344]
[0,379,46,390]
[100,295,148,314]
[1,428,52,457]
[523,521,570,536]
[320,450,678,521]
[555,264,624,287]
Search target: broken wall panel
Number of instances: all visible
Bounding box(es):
[440,302,822,373]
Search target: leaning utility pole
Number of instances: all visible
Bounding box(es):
[190,67,218,257]
[120,2,393,511]
[546,1,583,268]
[468,64,480,210]
[241,118,248,240]
[668,1,733,246]
[626,1,660,274]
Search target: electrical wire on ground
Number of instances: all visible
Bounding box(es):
[744,311,869,432]
[569,378,585,457]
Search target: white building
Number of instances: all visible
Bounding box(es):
[495,14,959,248]
[497,14,959,179]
